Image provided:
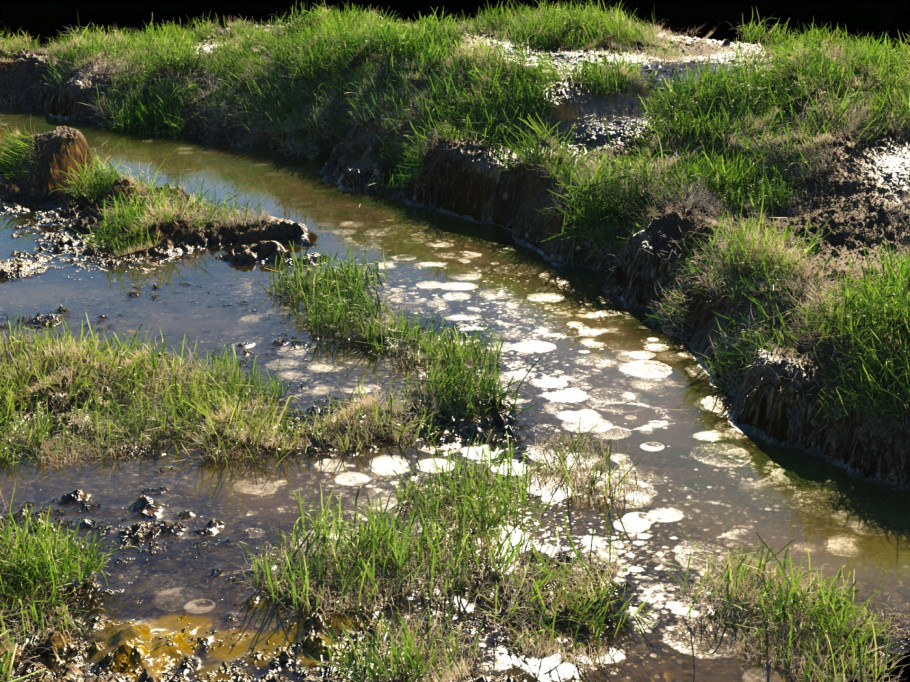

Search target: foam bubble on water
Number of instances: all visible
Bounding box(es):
[376,261,396,270]
[619,360,673,379]
[370,455,411,477]
[527,292,565,303]
[640,442,665,452]
[826,535,861,557]
[614,511,653,535]
[489,647,581,682]
[417,458,454,474]
[541,387,590,403]
[666,600,699,618]
[647,507,684,524]
[693,430,724,442]
[233,479,287,497]
[644,342,670,352]
[635,420,670,434]
[416,280,477,291]
[334,471,371,486]
[450,272,482,281]
[238,314,266,324]
[427,240,454,249]
[446,313,481,322]
[618,350,656,361]
[566,321,610,337]
[690,443,751,468]
[312,458,348,473]
[530,374,569,390]
[491,459,528,477]
[184,599,216,615]
[580,339,605,349]
[417,261,446,268]
[507,340,558,354]
[556,409,631,439]
[460,250,483,259]
[461,444,502,462]
[528,479,569,504]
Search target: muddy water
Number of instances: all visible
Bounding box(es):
[2,114,910,680]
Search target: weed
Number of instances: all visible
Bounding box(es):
[686,541,899,681]
[0,324,303,465]
[0,507,108,664]
[62,155,123,204]
[571,57,650,96]
[269,253,515,423]
[0,128,33,183]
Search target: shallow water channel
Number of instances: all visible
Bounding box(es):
[2,114,910,680]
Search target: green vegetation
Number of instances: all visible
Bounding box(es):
[251,456,632,679]
[0,128,33,183]
[61,155,122,204]
[471,1,661,51]
[571,57,651,96]
[687,542,899,681]
[269,253,515,424]
[0,324,302,465]
[0,508,108,674]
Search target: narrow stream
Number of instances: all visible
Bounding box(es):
[2,114,909,680]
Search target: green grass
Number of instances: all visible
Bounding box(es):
[0,324,302,465]
[251,457,631,678]
[803,251,910,420]
[0,508,108,674]
[0,30,38,57]
[269,253,515,424]
[0,128,33,183]
[470,0,661,51]
[571,57,651,96]
[61,155,123,204]
[687,542,899,681]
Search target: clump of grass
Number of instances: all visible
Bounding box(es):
[529,432,634,512]
[269,253,514,423]
[0,30,38,57]
[687,542,899,681]
[802,250,910,420]
[87,183,261,256]
[0,324,304,465]
[62,155,123,205]
[571,57,650,96]
[0,508,108,663]
[656,215,819,392]
[0,128,33,183]
[470,1,661,51]
[251,458,631,677]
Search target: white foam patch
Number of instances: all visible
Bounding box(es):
[666,600,699,618]
[491,459,528,477]
[446,313,481,322]
[647,507,684,523]
[427,240,454,249]
[334,471,371,486]
[461,444,502,462]
[507,340,558,354]
[566,321,611,337]
[826,535,861,557]
[640,442,665,452]
[635,420,670,434]
[416,280,477,291]
[527,292,565,303]
[619,360,673,379]
[618,350,655,361]
[529,479,569,505]
[699,395,727,416]
[311,458,348,473]
[580,339,605,349]
[233,479,287,497]
[450,272,482,281]
[693,430,724,442]
[530,374,569,390]
[489,647,581,682]
[184,599,216,614]
[556,409,632,439]
[370,455,411,477]
[644,342,670,352]
[614,511,653,535]
[376,261,396,270]
[417,457,454,474]
[540,387,590,403]
[443,291,472,301]
[417,261,447,268]
[690,443,752,468]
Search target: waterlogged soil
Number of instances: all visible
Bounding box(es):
[2,114,910,681]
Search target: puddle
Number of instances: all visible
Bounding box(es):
[2,113,910,678]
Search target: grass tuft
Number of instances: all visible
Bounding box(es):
[269,253,515,423]
[0,128,33,183]
[687,542,900,681]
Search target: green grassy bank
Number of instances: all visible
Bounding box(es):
[2,2,907,433]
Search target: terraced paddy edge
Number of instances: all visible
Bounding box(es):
[0,7,907,479]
